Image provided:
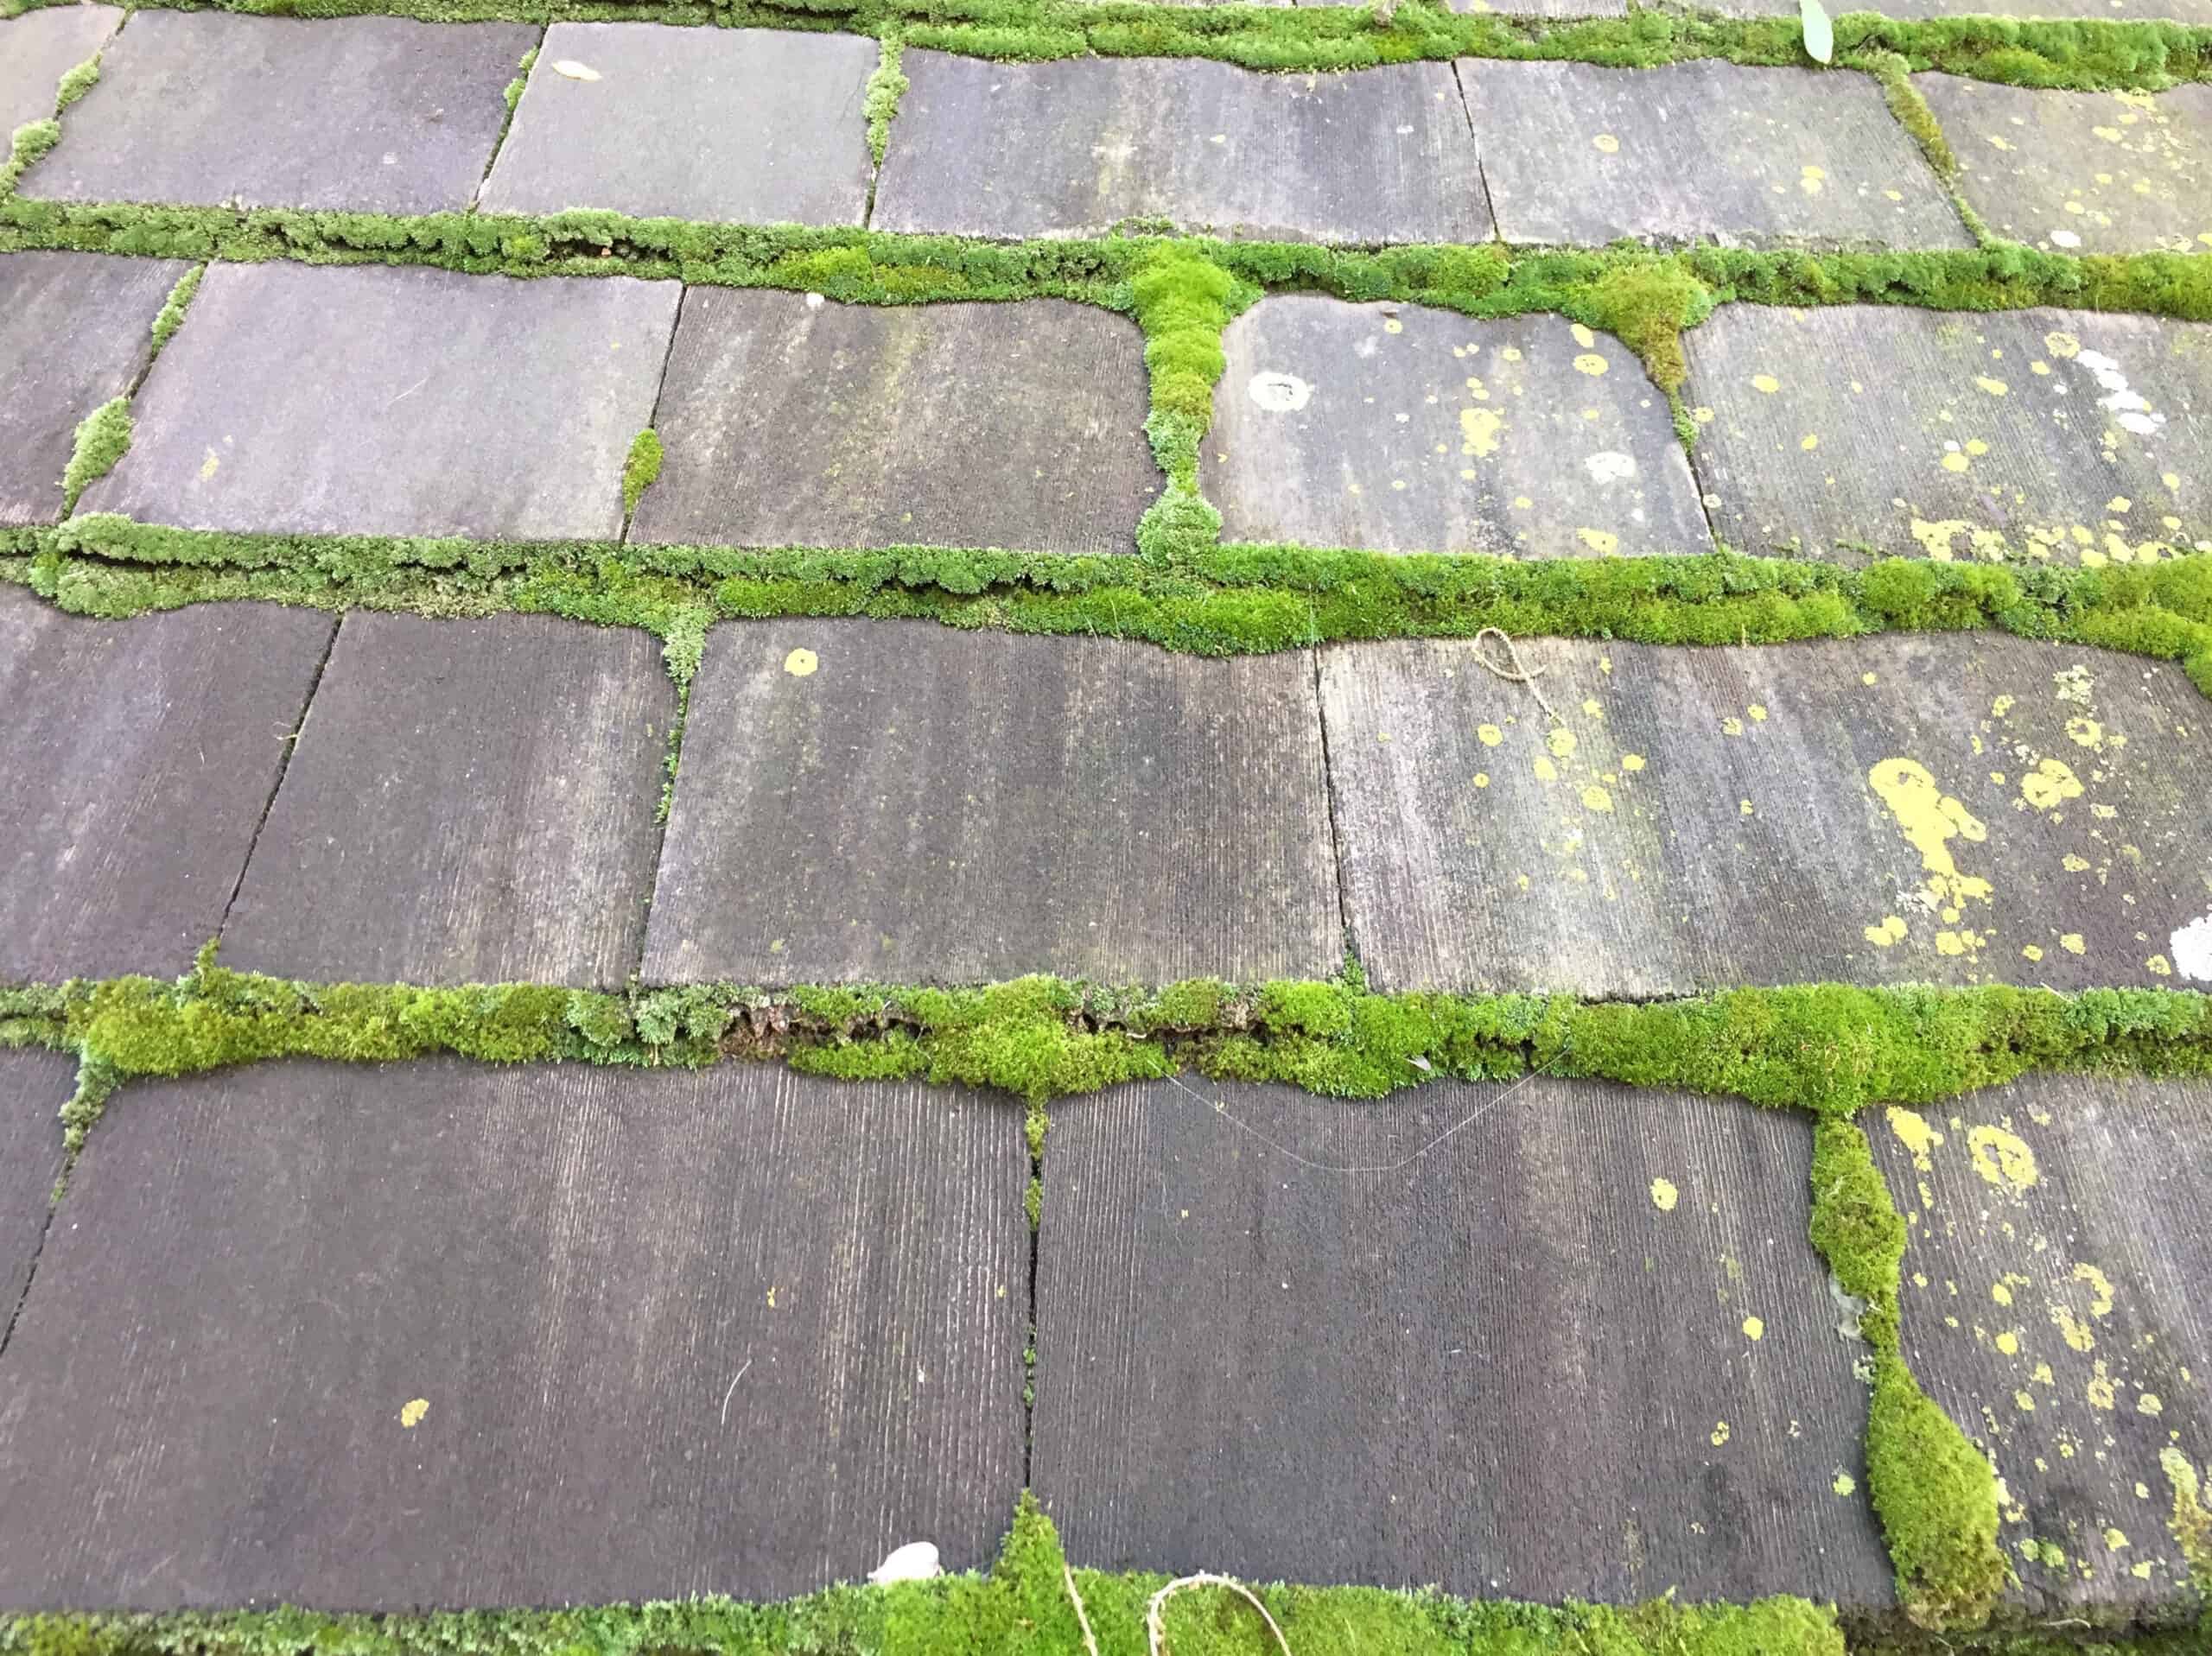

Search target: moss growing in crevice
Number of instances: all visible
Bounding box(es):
[147,261,204,356]
[863,32,907,169]
[621,428,664,518]
[10,963,2210,1116]
[504,44,538,115]
[2159,1447,2212,1603]
[1852,48,1959,187]
[0,1494,1847,1656]
[59,397,132,514]
[22,522,2212,701]
[0,118,60,200]
[1128,242,1251,566]
[1808,1120,2008,1631]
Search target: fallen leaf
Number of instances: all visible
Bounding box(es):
[1800,0,1833,64]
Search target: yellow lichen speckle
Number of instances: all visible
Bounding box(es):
[1742,1315,1764,1341]
[1581,785,1614,813]
[1975,377,2009,397]
[1996,1329,2021,1356]
[1478,723,1503,746]
[2061,933,2086,955]
[1533,756,1558,782]
[1751,374,1780,394]
[1592,133,1619,153]
[784,647,818,677]
[2139,1393,2163,1415]
[2023,944,2044,962]
[2045,331,2081,358]
[1650,1177,1679,1212]
[400,1399,429,1429]
[1710,1421,1731,1446]
[1967,1125,2039,1194]
[1799,435,1818,451]
[1942,452,1972,473]
[1620,753,1646,771]
[2021,758,2083,810]
[2149,955,2173,976]
[1460,407,1504,459]
[1576,527,1619,554]
[1865,915,1910,947]
[1570,323,1595,348]
[1473,772,1489,788]
[1866,758,1992,917]
[1833,1471,1857,1496]
[1548,727,1578,759]
[1573,353,1608,377]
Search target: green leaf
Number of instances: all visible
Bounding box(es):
[1801,0,1834,64]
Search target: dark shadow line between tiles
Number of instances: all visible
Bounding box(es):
[1023,1122,1041,1492]
[1447,58,1503,248]
[1308,646,1357,968]
[623,285,694,986]
[469,21,548,212]
[0,1189,60,1370]
[211,610,344,947]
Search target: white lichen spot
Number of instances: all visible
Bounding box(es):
[2170,913,2212,981]
[1248,371,1313,413]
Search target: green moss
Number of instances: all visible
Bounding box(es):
[148,262,204,355]
[60,397,132,514]
[51,53,101,114]
[504,45,537,114]
[0,117,60,199]
[621,428,664,518]
[1852,48,1961,187]
[2160,1446,2212,1602]
[863,34,907,168]
[1807,1120,2007,1632]
[0,1494,1847,1655]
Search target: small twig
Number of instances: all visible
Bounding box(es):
[719,1359,751,1424]
[1147,1574,1293,1656]
[386,377,428,408]
[1470,625,1564,727]
[1062,1560,1101,1656]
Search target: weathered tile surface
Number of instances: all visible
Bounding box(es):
[85,262,680,540]
[0,251,185,526]
[1684,305,2212,564]
[0,3,120,134]
[17,12,536,213]
[872,53,1489,244]
[1204,296,1712,555]
[0,589,335,983]
[645,620,1340,986]
[480,25,875,225]
[1462,60,1970,248]
[1034,1077,1893,1603]
[1448,0,1626,13]
[1919,76,2212,256]
[1720,0,2212,20]
[632,292,1154,555]
[221,614,673,989]
[0,1058,1027,1608]
[1869,1076,2212,1615]
[0,1051,73,1329]
[1320,633,2212,996]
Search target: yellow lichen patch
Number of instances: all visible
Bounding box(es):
[2139,1393,2163,1416]
[1865,915,1910,947]
[1576,527,1619,554]
[1650,1177,1679,1212]
[1996,1329,2021,1356]
[1866,758,1993,920]
[1936,929,1988,957]
[1742,1315,1764,1341]
[1620,753,1646,771]
[1460,406,1504,459]
[1710,1421,1731,1446]
[1888,1106,1944,1171]
[1573,353,1608,377]
[1382,318,1403,334]
[1975,377,2009,397]
[2046,331,2082,359]
[1799,165,1826,194]
[1833,1470,1857,1496]
[784,647,819,677]
[1592,133,1619,153]
[1581,785,1615,813]
[1799,434,1818,451]
[2023,943,2044,962]
[1692,406,1714,424]
[2149,955,2173,976]
[2105,1527,2129,1551]
[1942,453,1972,474]
[1534,756,1558,782]
[1473,773,1489,788]
[1967,1125,2039,1194]
[2088,1361,2117,1410]
[1751,374,1780,394]
[2051,1303,2095,1354]
[2020,758,2084,810]
[2074,1263,2115,1318]
[1478,723,1503,746]
[400,1398,429,1429]
[2107,496,2132,514]
[2066,716,2105,748]
[1548,727,1577,759]
[2062,933,2087,955]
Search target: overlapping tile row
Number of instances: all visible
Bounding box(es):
[9,586,2212,997]
[16,251,2212,562]
[5,9,1995,248]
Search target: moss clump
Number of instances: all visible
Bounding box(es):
[148,263,204,355]
[1808,1120,2007,1630]
[503,46,537,115]
[1128,243,1250,566]
[60,397,132,514]
[1,117,60,198]
[52,53,100,114]
[621,428,664,517]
